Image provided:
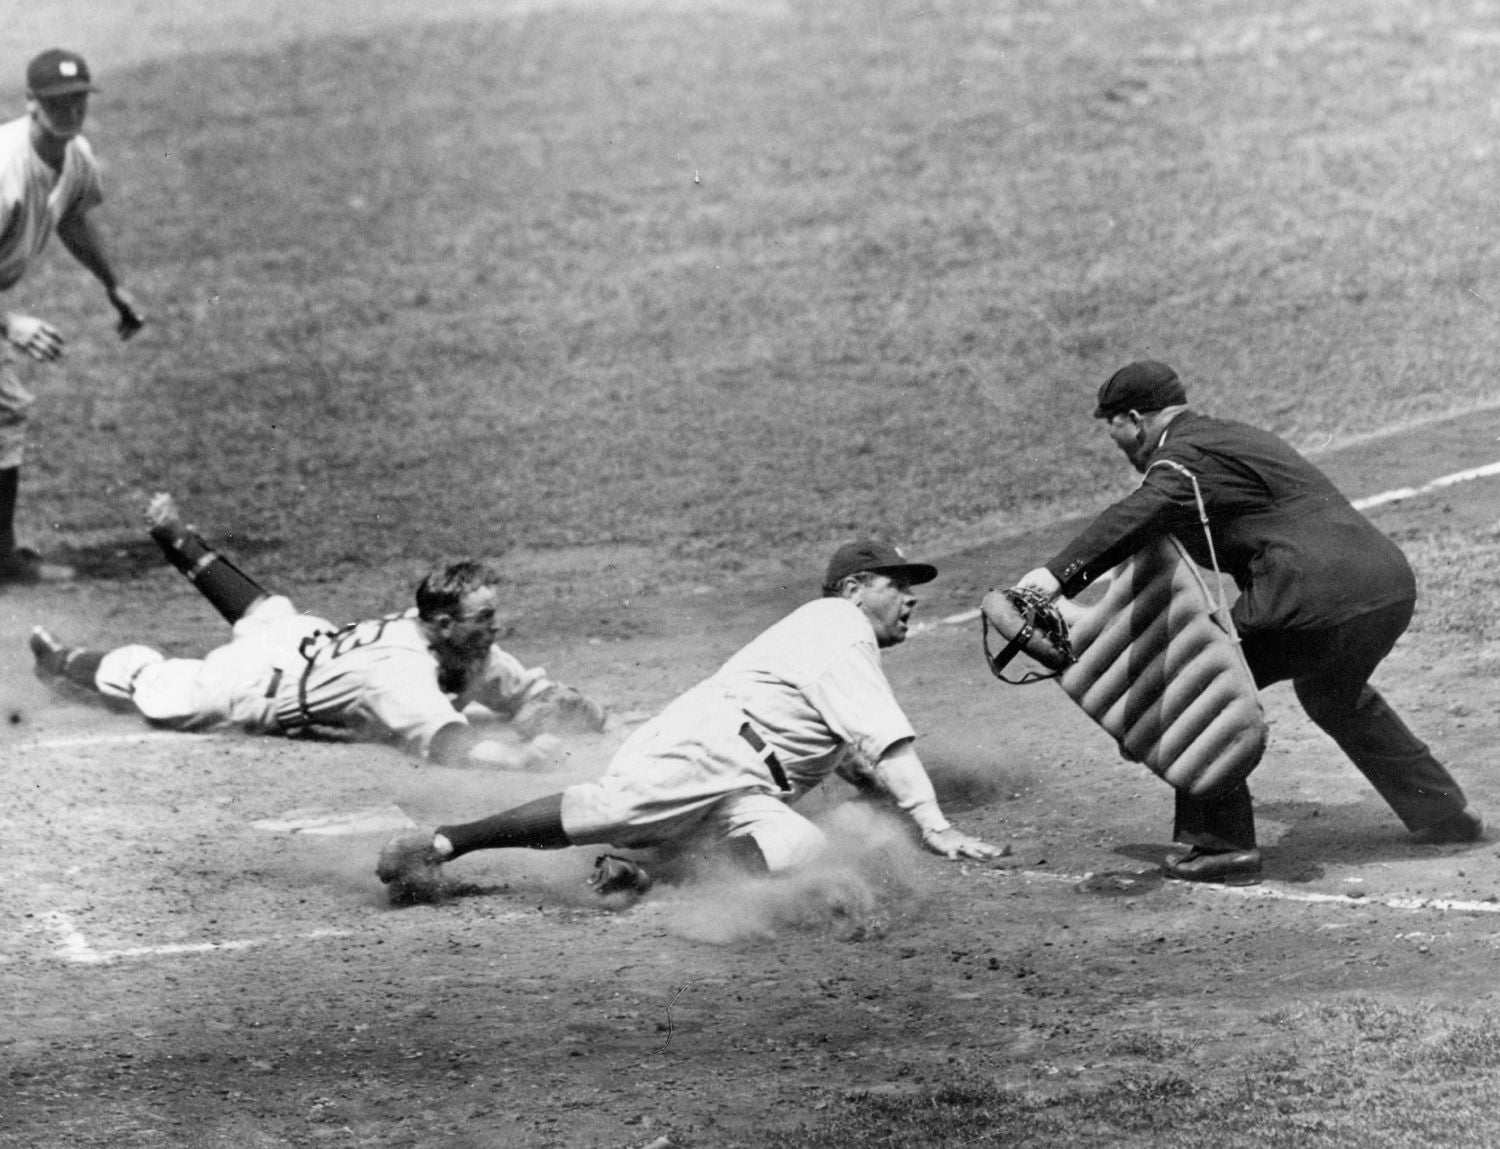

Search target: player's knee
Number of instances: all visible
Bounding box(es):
[95,645,164,701]
[740,821,828,875]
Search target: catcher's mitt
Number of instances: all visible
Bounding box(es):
[980,586,1075,684]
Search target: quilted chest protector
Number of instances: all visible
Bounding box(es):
[1057,534,1267,798]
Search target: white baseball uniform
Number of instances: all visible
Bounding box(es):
[0,115,103,467]
[559,596,944,870]
[94,594,558,759]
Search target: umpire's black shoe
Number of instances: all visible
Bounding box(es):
[1162,846,1262,885]
[1410,809,1486,846]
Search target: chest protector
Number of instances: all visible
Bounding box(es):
[1053,534,1266,797]
[982,459,1267,798]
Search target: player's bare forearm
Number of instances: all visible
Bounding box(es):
[56,211,144,338]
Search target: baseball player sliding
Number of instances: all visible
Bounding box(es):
[30,495,607,767]
[377,540,1005,904]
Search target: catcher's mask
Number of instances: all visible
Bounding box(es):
[980,586,1075,685]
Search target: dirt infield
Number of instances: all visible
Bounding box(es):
[4,410,1498,1147]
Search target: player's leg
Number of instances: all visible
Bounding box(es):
[707,792,828,874]
[375,793,572,903]
[1289,602,1479,842]
[145,493,268,624]
[30,626,110,691]
[0,355,72,583]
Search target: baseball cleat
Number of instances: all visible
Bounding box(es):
[0,547,75,585]
[588,854,653,897]
[29,625,69,681]
[376,831,447,904]
[144,492,182,532]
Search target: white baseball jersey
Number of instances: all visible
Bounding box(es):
[97,596,555,760]
[0,115,102,291]
[561,597,917,863]
[0,115,104,465]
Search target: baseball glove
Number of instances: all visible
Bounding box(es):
[512,684,609,738]
[980,586,1075,684]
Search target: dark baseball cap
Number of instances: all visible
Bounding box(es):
[823,540,937,591]
[27,49,98,98]
[1093,360,1187,419]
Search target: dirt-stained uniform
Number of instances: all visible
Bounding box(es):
[560,595,942,869]
[376,540,1003,903]
[91,594,570,760]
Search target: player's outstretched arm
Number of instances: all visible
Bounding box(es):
[54,210,145,339]
[866,740,1008,862]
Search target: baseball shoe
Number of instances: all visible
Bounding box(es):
[29,625,69,680]
[1410,809,1486,846]
[588,854,653,897]
[0,547,75,585]
[1162,846,1262,885]
[376,831,447,904]
[144,492,182,532]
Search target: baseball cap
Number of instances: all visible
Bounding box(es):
[1093,360,1187,419]
[27,49,98,99]
[823,540,937,591]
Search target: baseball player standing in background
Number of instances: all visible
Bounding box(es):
[0,49,146,584]
[1012,361,1483,884]
[30,495,608,767]
[376,540,1005,904]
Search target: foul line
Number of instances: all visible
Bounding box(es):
[1006,867,1500,916]
[37,911,353,965]
[924,458,1500,633]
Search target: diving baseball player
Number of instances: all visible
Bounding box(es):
[376,540,1005,903]
[0,49,146,584]
[30,496,607,767]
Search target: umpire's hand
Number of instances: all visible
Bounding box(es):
[4,313,64,361]
[922,826,1007,861]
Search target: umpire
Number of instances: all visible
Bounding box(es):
[1014,360,1482,883]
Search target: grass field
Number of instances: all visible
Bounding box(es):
[9,0,1498,600]
[5,2,1500,1147]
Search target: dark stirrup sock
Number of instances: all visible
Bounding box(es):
[0,466,19,553]
[438,793,571,859]
[60,648,107,691]
[150,521,269,624]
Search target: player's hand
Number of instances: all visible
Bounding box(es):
[109,287,145,340]
[1013,567,1062,601]
[921,826,1008,861]
[4,313,64,361]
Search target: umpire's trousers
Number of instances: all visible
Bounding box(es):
[1174,599,1469,851]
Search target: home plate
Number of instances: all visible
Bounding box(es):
[251,804,417,836]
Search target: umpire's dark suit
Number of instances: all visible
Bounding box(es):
[1045,409,1470,850]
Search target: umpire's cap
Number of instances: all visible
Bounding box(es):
[27,49,98,98]
[1094,360,1187,419]
[823,540,937,592]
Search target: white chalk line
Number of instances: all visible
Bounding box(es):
[25,859,1500,967]
[14,730,243,752]
[922,458,1500,633]
[1005,866,1500,915]
[35,911,355,965]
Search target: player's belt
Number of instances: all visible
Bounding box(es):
[273,634,324,732]
[739,722,792,792]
